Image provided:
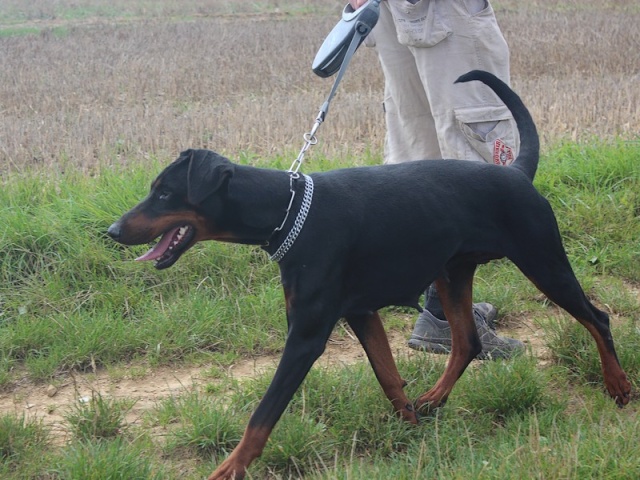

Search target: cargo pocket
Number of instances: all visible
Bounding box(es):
[462,0,489,16]
[388,0,451,47]
[454,105,518,165]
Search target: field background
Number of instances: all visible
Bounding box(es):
[0,1,639,479]
[1,0,639,173]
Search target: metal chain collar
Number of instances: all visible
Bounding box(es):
[269,174,314,262]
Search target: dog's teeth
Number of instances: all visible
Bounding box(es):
[166,226,188,253]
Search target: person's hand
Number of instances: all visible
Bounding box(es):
[349,0,369,8]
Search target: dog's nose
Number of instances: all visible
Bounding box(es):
[107,223,121,240]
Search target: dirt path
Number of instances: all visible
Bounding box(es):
[0,321,544,444]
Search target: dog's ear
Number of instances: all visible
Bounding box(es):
[186,150,234,205]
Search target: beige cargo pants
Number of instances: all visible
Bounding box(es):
[368,0,520,164]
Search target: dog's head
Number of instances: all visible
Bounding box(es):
[107,149,234,269]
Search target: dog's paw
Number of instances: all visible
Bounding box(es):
[607,372,632,407]
[208,459,246,480]
[414,394,448,417]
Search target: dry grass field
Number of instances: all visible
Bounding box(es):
[0,0,638,174]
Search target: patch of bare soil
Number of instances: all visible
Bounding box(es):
[0,320,544,443]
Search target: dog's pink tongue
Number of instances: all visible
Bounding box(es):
[135,227,179,261]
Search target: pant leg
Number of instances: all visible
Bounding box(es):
[406,0,519,163]
[372,1,442,164]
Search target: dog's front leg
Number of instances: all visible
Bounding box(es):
[207,311,338,480]
[347,312,419,424]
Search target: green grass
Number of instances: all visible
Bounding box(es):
[0,140,639,478]
[159,392,244,459]
[53,438,162,480]
[0,159,287,380]
[64,390,134,441]
[154,354,637,479]
[0,141,637,384]
[0,414,49,474]
[535,140,640,282]
[1,353,639,479]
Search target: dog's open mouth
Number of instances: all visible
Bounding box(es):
[136,225,195,269]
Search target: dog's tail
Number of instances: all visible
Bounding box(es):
[455,70,539,181]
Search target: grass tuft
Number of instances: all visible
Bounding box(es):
[0,414,49,469]
[162,393,244,459]
[458,355,550,419]
[53,438,161,480]
[64,390,134,441]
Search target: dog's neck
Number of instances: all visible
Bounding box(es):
[216,166,305,248]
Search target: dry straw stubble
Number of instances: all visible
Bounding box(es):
[0,0,638,173]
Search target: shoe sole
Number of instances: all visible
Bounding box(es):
[407,338,452,355]
[408,338,523,360]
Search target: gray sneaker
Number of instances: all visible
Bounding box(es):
[472,302,498,329]
[408,304,524,360]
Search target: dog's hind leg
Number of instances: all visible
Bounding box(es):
[510,231,631,406]
[346,312,419,424]
[414,262,481,414]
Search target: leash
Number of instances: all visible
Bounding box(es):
[288,0,381,177]
[268,1,380,261]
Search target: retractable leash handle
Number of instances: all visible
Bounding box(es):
[312,0,381,78]
[287,0,380,175]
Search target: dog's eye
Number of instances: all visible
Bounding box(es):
[158,191,171,201]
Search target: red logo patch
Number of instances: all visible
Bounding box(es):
[493,139,514,166]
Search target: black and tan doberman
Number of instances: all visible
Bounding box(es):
[107,71,631,480]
